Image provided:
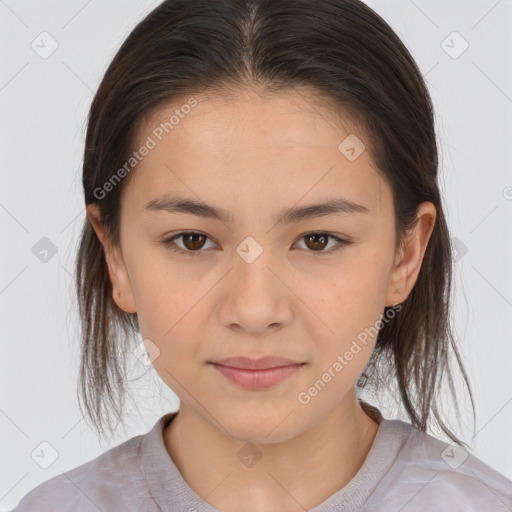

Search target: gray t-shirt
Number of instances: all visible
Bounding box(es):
[12,402,512,511]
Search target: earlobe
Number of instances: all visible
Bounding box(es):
[85,204,137,314]
[384,202,436,307]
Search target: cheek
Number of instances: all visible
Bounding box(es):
[129,250,203,326]
[130,261,212,377]
[309,256,388,327]
[303,255,389,367]
[136,276,203,391]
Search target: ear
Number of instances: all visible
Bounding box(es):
[86,204,137,314]
[385,201,437,307]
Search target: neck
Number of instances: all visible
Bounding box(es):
[163,389,380,512]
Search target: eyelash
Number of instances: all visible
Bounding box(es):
[162,231,351,257]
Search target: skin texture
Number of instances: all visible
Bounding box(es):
[87,87,436,511]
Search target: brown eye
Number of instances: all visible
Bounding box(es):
[295,232,350,254]
[182,233,207,250]
[163,231,215,256]
[304,233,329,251]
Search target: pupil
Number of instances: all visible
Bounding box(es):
[307,234,327,251]
[185,233,204,250]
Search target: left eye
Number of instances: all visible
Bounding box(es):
[293,232,349,253]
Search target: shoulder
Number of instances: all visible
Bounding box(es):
[12,432,155,512]
[369,420,512,511]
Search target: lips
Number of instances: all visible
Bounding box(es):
[210,356,303,370]
[209,356,305,390]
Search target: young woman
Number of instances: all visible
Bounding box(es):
[13,0,512,510]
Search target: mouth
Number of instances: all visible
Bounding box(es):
[210,356,304,370]
[208,356,306,389]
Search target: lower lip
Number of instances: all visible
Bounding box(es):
[211,363,303,389]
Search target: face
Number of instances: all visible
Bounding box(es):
[88,87,435,443]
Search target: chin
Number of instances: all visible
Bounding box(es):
[219,407,304,445]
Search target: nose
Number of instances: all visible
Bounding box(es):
[217,245,294,335]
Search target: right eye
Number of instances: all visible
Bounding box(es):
[162,231,217,256]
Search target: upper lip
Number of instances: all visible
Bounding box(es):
[211,356,304,370]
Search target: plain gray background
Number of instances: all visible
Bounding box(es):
[1,0,511,509]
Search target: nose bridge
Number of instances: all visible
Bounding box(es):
[232,234,280,298]
[218,234,292,332]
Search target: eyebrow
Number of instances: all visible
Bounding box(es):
[144,194,370,225]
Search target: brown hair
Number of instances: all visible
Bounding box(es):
[75,0,475,446]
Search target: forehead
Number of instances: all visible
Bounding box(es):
[124,88,389,215]
[136,87,363,151]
